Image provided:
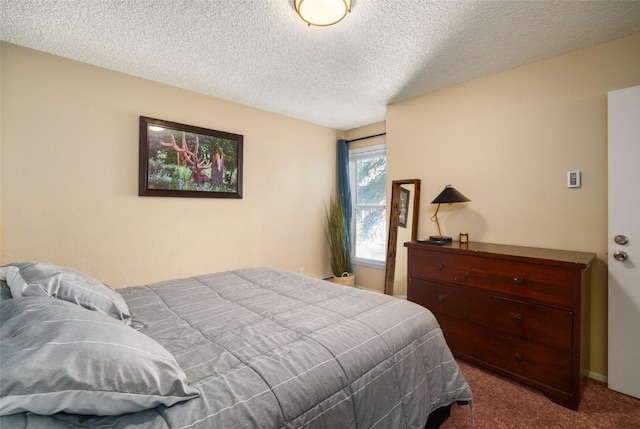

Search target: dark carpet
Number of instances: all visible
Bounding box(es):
[441,360,640,429]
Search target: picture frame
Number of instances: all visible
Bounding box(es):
[139,116,243,198]
[398,187,410,228]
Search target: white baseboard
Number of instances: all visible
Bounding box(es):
[354,285,381,293]
[588,371,608,383]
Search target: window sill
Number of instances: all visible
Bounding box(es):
[352,258,385,270]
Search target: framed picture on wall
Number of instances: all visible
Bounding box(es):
[398,187,410,228]
[139,116,243,198]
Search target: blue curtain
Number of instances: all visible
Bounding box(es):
[337,139,353,272]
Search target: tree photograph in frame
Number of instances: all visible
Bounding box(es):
[398,187,410,228]
[139,116,243,198]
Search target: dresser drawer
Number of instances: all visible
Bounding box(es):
[438,314,573,393]
[409,279,573,350]
[408,249,573,308]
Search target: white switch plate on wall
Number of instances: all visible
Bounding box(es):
[567,171,581,188]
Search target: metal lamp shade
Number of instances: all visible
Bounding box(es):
[431,185,471,204]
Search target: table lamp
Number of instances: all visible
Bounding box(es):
[429,185,471,243]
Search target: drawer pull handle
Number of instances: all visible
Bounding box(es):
[513,314,522,325]
[514,277,524,284]
[515,353,524,362]
[436,294,446,303]
[437,263,444,271]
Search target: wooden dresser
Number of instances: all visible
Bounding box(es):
[405,241,595,410]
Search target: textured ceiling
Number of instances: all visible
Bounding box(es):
[2,1,640,130]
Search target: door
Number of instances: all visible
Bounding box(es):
[608,85,640,399]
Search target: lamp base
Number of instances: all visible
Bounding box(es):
[428,235,453,244]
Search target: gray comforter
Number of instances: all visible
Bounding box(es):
[1,267,472,428]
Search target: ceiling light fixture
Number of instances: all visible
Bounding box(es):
[294,0,351,27]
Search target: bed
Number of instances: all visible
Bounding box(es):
[0,263,472,428]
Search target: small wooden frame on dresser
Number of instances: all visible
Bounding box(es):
[405,241,595,410]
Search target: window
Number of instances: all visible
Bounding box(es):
[349,144,386,268]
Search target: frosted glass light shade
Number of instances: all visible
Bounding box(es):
[294,0,351,27]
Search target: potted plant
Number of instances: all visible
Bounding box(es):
[326,194,355,286]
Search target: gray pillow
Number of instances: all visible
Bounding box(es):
[0,279,11,301]
[0,297,200,416]
[0,262,131,324]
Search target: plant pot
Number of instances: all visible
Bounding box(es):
[333,272,355,287]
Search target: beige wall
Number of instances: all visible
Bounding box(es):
[3,32,639,379]
[0,43,339,286]
[387,32,640,378]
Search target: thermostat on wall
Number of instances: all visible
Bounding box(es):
[567,171,581,188]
